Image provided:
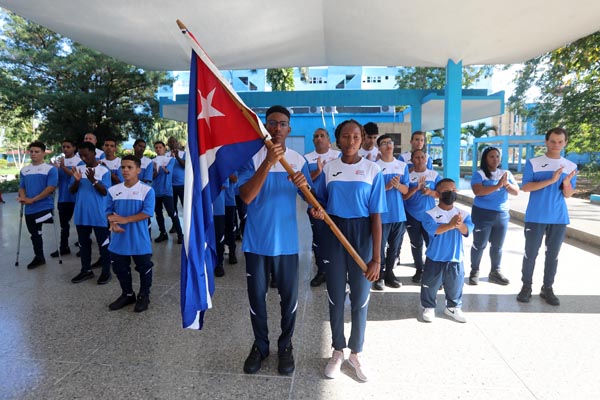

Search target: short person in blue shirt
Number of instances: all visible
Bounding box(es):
[152,141,183,244]
[420,178,474,323]
[357,121,380,161]
[51,139,81,257]
[517,128,577,306]
[304,128,341,287]
[18,141,58,269]
[469,147,519,286]
[311,119,385,382]
[402,148,440,283]
[238,105,311,376]
[167,136,185,210]
[69,142,113,285]
[106,155,155,313]
[373,134,409,291]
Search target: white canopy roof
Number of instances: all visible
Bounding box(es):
[1,0,599,71]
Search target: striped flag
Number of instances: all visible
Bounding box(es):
[180,49,264,329]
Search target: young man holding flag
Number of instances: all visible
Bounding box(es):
[238,105,312,376]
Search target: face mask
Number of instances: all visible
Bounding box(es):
[439,190,457,205]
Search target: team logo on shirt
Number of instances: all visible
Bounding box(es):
[382,167,387,171]
[115,192,123,196]
[435,215,442,219]
[355,170,365,176]
[411,177,418,182]
[332,171,342,177]
[541,163,549,167]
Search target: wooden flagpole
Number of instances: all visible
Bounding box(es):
[177,20,368,273]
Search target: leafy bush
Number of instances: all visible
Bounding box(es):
[0,178,20,193]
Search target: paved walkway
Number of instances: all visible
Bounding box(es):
[0,191,599,400]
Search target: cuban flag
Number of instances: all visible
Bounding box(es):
[181,49,264,329]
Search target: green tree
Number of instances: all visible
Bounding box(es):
[395,65,493,89]
[266,68,295,91]
[0,12,172,147]
[146,119,188,147]
[508,31,600,155]
[463,122,497,139]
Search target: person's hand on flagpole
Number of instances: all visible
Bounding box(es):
[364,260,380,282]
[309,207,325,220]
[288,170,309,190]
[265,143,285,167]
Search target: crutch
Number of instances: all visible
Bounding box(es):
[15,203,24,267]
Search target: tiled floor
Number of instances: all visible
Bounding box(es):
[1,192,599,400]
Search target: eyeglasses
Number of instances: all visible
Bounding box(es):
[266,120,289,128]
[379,140,394,146]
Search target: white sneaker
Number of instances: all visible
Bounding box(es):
[444,307,467,323]
[324,350,344,379]
[348,352,368,382]
[422,307,435,322]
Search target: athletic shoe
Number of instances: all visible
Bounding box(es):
[154,232,168,243]
[109,293,136,310]
[26,257,46,270]
[540,286,560,306]
[348,352,368,382]
[517,285,532,303]
[310,271,326,287]
[278,344,295,376]
[412,269,422,283]
[71,270,94,283]
[444,307,467,323]
[384,275,402,288]
[372,279,384,291]
[228,253,238,265]
[214,265,225,277]
[469,270,479,285]
[50,247,71,258]
[324,350,344,379]
[489,270,510,285]
[177,234,183,245]
[97,272,111,285]
[243,344,268,374]
[422,307,435,322]
[134,294,150,312]
[169,226,176,233]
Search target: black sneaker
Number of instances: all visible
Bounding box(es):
[469,270,479,285]
[71,270,94,283]
[412,269,422,283]
[51,247,71,258]
[243,344,268,374]
[278,345,295,376]
[540,286,560,306]
[489,270,510,285]
[214,265,225,277]
[372,279,384,291]
[517,285,532,303]
[109,293,136,310]
[384,275,402,289]
[177,234,183,245]
[154,232,168,243]
[90,258,102,269]
[270,273,277,289]
[228,253,238,265]
[97,272,112,285]
[310,271,326,287]
[134,294,150,312]
[76,251,80,257]
[27,257,46,270]
[169,226,176,234]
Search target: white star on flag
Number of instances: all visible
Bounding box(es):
[197,88,225,130]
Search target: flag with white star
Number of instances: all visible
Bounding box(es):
[181,49,263,329]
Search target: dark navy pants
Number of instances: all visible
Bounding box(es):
[111,252,153,295]
[521,222,566,288]
[155,195,182,235]
[224,206,237,253]
[308,211,328,274]
[57,202,75,250]
[420,259,464,309]
[324,216,372,353]
[235,195,247,237]
[76,225,111,275]
[406,212,430,271]
[214,214,225,267]
[25,209,54,259]
[172,185,184,209]
[470,205,509,272]
[380,221,406,276]
[245,252,298,356]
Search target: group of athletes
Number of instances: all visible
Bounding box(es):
[14,105,577,382]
